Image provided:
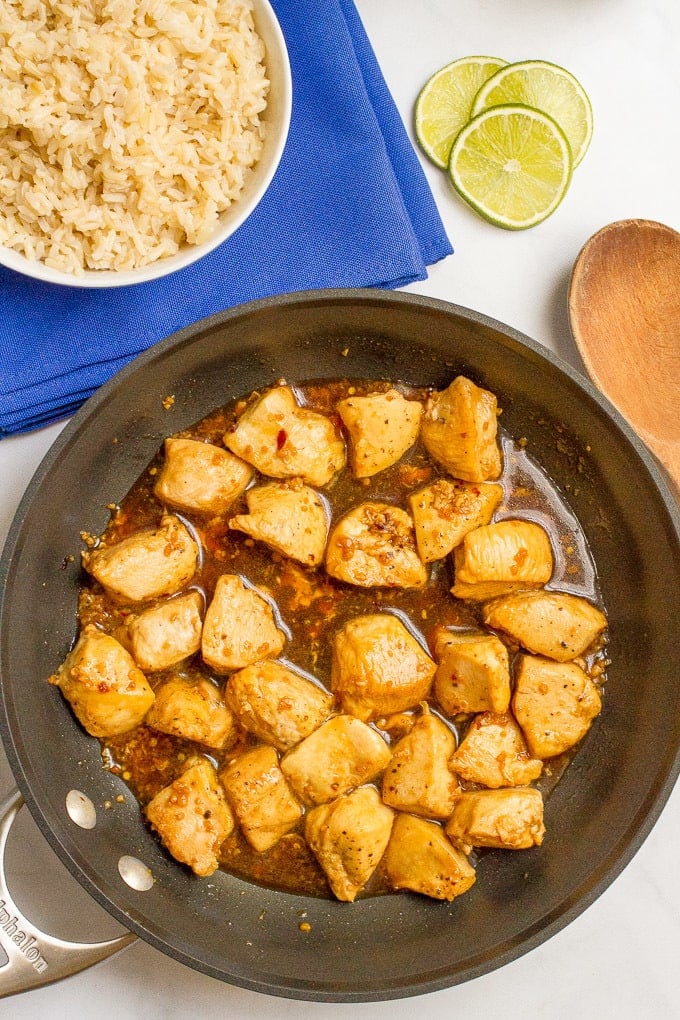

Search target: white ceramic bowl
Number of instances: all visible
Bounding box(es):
[0,0,292,288]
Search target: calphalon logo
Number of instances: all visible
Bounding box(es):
[0,900,48,973]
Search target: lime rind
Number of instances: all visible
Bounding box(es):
[448,104,573,230]
[470,59,593,167]
[414,55,508,169]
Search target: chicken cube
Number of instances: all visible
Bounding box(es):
[433,629,511,716]
[145,674,234,750]
[381,706,460,817]
[408,478,503,562]
[145,758,234,877]
[225,660,333,751]
[153,437,253,515]
[336,389,423,478]
[305,786,394,901]
[48,625,154,737]
[325,502,427,589]
[512,654,602,759]
[280,714,391,805]
[82,514,199,603]
[449,711,543,788]
[201,574,286,673]
[228,480,328,567]
[483,590,608,662]
[220,745,302,852]
[446,788,545,853]
[421,375,502,483]
[331,613,437,721]
[224,385,346,487]
[384,813,476,901]
[451,519,553,600]
[127,591,203,672]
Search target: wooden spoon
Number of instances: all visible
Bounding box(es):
[568,218,680,490]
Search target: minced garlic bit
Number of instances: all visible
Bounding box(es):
[162,395,175,410]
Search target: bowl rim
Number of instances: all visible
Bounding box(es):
[0,0,292,289]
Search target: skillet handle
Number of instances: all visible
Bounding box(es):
[0,788,136,998]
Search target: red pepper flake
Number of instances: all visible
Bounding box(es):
[276,429,287,450]
[511,547,529,574]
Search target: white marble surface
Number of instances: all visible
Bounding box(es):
[2,0,680,1015]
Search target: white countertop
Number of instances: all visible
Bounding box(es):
[2,0,679,1015]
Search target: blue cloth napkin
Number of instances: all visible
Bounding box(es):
[0,0,452,436]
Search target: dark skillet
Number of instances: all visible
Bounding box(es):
[1,288,679,1002]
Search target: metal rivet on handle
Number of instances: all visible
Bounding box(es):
[65,790,97,830]
[117,855,154,892]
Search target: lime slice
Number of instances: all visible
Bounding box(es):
[448,104,573,230]
[414,55,508,169]
[470,59,593,167]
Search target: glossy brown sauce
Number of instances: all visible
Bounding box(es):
[79,378,607,898]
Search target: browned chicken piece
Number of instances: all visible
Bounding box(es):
[336,389,423,478]
[280,714,392,806]
[451,519,553,600]
[145,674,234,750]
[325,501,427,589]
[305,786,394,901]
[220,745,302,852]
[153,437,254,515]
[127,591,203,672]
[421,375,502,483]
[512,654,602,759]
[445,788,545,853]
[433,629,511,716]
[483,590,608,662]
[331,613,437,721]
[225,659,333,752]
[408,478,503,563]
[48,624,154,737]
[384,813,476,901]
[449,711,543,788]
[228,480,328,567]
[224,385,346,487]
[201,574,286,673]
[145,758,234,877]
[381,705,460,818]
[82,514,199,603]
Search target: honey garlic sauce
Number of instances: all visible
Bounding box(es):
[83,377,606,898]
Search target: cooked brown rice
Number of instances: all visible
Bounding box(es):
[0,0,269,273]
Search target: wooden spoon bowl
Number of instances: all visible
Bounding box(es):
[569,218,680,490]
